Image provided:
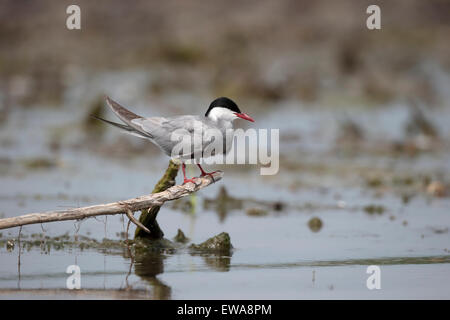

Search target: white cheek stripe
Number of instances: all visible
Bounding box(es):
[208,107,236,122]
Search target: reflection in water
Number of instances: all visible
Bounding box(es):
[133,251,171,300]
[204,186,243,222]
[230,255,450,270]
[131,243,233,298]
[203,186,287,222]
[199,253,232,272]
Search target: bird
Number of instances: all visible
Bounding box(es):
[94,96,254,184]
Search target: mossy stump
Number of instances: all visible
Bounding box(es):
[134,160,180,240]
[189,232,233,254]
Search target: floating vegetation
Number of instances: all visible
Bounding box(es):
[366,177,384,188]
[132,237,178,255]
[363,205,385,215]
[173,229,189,244]
[189,232,233,254]
[1,233,123,255]
[430,227,448,234]
[22,158,57,170]
[308,217,323,233]
[115,232,129,239]
[203,186,290,221]
[363,172,442,201]
[273,201,284,211]
[246,207,268,217]
[204,186,243,221]
[0,231,234,257]
[158,42,205,65]
[171,198,194,214]
[200,254,232,272]
[401,193,414,205]
[392,176,414,186]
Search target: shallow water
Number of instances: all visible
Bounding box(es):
[1,89,450,299]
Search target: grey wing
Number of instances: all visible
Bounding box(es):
[105,97,153,138]
[93,115,153,139]
[132,116,211,159]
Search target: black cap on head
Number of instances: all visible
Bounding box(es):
[205,97,241,117]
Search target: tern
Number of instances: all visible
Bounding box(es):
[95,97,254,184]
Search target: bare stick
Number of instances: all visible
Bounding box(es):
[124,207,150,234]
[0,172,222,230]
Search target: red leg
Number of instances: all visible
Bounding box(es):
[182,163,197,184]
[197,164,219,182]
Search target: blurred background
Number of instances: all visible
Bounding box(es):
[1,0,450,161]
[0,0,449,299]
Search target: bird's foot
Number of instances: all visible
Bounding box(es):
[183,178,198,185]
[200,171,221,183]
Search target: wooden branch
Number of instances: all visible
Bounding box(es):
[135,159,180,239]
[0,172,223,230]
[125,207,150,234]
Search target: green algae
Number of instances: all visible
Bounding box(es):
[1,228,234,259]
[204,186,243,221]
[246,207,268,217]
[22,158,57,170]
[308,217,323,233]
[364,204,386,215]
[189,232,233,254]
[135,159,180,240]
[173,229,189,244]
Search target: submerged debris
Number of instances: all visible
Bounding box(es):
[366,176,384,188]
[196,253,231,272]
[204,186,243,221]
[308,217,323,232]
[203,186,287,221]
[273,201,284,211]
[132,237,178,255]
[1,234,122,254]
[171,198,194,213]
[173,229,189,244]
[392,176,414,186]
[246,207,268,217]
[430,227,448,234]
[22,158,57,170]
[189,232,233,254]
[401,194,414,205]
[363,205,385,215]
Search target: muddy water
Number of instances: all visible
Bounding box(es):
[0,93,449,299]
